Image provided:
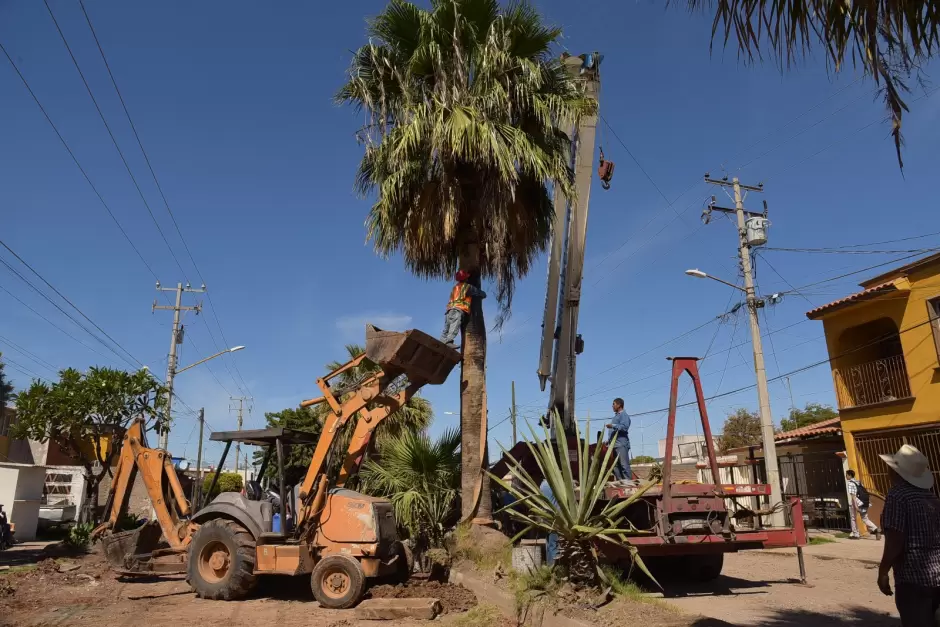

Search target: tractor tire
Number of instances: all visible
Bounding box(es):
[390,541,414,585]
[311,555,366,609]
[187,518,258,600]
[687,554,724,582]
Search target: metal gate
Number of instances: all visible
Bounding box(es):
[853,424,940,499]
[778,452,849,531]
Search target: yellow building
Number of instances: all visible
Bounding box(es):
[807,252,940,517]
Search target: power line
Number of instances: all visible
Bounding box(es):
[0,281,113,362]
[765,246,940,255]
[0,239,142,368]
[78,1,251,399]
[0,334,59,374]
[43,0,189,281]
[0,38,160,281]
[780,250,935,297]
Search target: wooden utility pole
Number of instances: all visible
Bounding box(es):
[230,396,251,475]
[194,408,205,508]
[510,380,517,444]
[703,175,783,526]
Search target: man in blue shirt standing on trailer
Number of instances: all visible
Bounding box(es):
[606,397,632,481]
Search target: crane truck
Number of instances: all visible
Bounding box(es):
[92,325,460,608]
[494,51,809,582]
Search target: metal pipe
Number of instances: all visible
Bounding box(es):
[205,441,231,503]
[276,436,287,535]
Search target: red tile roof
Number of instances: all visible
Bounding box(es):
[806,280,902,319]
[774,417,841,441]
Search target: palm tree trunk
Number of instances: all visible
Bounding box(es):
[459,244,492,523]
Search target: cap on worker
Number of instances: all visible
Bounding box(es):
[455,270,470,282]
[880,444,934,490]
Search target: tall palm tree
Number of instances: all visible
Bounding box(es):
[674,1,940,169]
[337,0,594,522]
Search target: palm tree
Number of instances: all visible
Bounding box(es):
[674,1,940,168]
[360,427,461,559]
[337,0,594,522]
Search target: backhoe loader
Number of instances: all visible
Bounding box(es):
[92,325,460,608]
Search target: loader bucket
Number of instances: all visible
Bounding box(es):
[99,521,164,574]
[365,325,460,385]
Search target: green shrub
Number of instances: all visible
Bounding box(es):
[114,512,140,532]
[203,472,243,500]
[65,522,94,550]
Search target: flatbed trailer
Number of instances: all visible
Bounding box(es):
[596,357,808,581]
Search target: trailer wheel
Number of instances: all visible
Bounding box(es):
[187,518,258,600]
[311,555,366,609]
[688,554,723,582]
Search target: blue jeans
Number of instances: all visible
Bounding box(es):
[440,308,464,344]
[612,441,632,481]
[545,532,558,566]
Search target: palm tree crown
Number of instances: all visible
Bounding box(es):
[337,0,595,320]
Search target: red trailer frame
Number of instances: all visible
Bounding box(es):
[601,357,808,580]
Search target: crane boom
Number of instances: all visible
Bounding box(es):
[537,52,602,434]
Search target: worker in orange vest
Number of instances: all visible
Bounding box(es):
[440,270,486,347]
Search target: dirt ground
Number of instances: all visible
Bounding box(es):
[0,549,480,627]
[0,546,902,627]
[369,579,477,613]
[659,550,900,626]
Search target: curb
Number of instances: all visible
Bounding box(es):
[450,569,594,627]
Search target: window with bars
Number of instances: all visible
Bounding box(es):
[929,297,940,363]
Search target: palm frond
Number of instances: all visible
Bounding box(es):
[674,0,940,169]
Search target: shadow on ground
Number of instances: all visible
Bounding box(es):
[736,607,897,627]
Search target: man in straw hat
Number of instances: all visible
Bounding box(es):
[877,444,940,626]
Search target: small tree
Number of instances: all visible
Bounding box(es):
[0,353,14,431]
[718,408,762,453]
[13,367,167,523]
[203,472,244,501]
[631,455,656,464]
[780,403,838,433]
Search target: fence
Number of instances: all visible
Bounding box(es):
[699,451,849,531]
[854,424,940,499]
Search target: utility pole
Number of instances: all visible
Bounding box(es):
[703,175,784,526]
[194,408,205,508]
[510,381,517,444]
[784,376,796,413]
[153,281,204,451]
[230,396,252,476]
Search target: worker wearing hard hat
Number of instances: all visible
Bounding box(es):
[439,270,486,347]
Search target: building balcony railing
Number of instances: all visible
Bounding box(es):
[832,354,913,410]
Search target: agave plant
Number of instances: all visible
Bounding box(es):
[359,427,461,556]
[491,412,655,586]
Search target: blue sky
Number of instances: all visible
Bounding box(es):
[2,1,939,468]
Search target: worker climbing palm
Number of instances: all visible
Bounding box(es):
[440,270,486,347]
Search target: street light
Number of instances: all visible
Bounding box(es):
[685,269,745,292]
[175,346,245,375]
[159,345,246,450]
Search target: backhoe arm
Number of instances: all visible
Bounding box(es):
[91,419,193,549]
[295,355,421,533]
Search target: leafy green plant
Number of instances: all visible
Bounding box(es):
[65,522,94,550]
[203,472,244,500]
[491,412,656,587]
[114,512,141,532]
[360,428,460,559]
